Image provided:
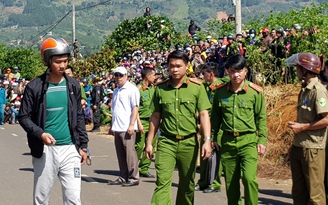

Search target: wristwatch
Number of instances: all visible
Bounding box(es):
[81,148,88,153]
[204,136,212,141]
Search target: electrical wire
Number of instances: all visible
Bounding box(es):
[76,0,111,11]
[28,0,111,47]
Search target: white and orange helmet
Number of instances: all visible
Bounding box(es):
[40,36,70,66]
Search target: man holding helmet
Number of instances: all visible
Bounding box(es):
[287,53,328,205]
[18,36,89,205]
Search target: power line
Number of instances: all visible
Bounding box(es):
[28,10,72,48]
[27,0,111,47]
[76,0,111,12]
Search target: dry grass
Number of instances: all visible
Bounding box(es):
[259,84,300,179]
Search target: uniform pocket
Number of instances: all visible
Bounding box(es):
[180,98,196,116]
[238,102,253,119]
[159,98,175,113]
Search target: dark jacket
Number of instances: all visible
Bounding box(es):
[18,72,88,158]
[91,84,104,105]
[188,24,201,35]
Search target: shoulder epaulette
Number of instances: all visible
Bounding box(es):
[189,78,202,85]
[249,83,263,93]
[154,78,169,86]
[216,82,227,90]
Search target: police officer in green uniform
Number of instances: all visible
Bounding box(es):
[211,54,268,205]
[286,53,328,205]
[145,50,212,205]
[195,62,223,192]
[135,68,156,178]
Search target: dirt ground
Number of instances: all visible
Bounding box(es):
[89,84,300,180]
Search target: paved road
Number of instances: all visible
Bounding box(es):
[0,124,293,205]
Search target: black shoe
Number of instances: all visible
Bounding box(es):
[203,187,220,193]
[90,128,100,132]
[122,181,139,187]
[140,172,155,178]
[107,179,122,185]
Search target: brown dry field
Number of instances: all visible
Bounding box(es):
[90,84,300,180]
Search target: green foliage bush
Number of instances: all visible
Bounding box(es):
[0,45,45,80]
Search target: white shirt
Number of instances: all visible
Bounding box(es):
[111,81,140,132]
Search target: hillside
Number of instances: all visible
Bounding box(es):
[0,0,324,55]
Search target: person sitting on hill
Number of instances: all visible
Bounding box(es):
[188,20,201,36]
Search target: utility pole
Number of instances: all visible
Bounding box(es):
[72,4,76,43]
[235,0,242,34]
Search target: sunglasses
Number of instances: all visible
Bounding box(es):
[114,73,124,77]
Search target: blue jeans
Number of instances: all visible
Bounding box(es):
[0,104,4,124]
[11,111,18,124]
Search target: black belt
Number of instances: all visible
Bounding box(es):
[225,131,254,137]
[163,133,196,140]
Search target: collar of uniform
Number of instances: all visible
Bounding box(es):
[138,82,149,91]
[227,80,249,93]
[167,76,189,87]
[209,78,222,91]
[305,77,319,90]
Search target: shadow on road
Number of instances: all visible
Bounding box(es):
[258,197,292,205]
[259,189,292,198]
[19,168,33,172]
[81,176,108,183]
[94,169,120,176]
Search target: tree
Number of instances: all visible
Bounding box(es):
[0,45,45,80]
[104,16,178,59]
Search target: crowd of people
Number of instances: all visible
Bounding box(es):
[0,66,27,125]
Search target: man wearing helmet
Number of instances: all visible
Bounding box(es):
[90,76,104,132]
[287,53,328,205]
[248,28,257,45]
[223,34,238,62]
[18,36,89,205]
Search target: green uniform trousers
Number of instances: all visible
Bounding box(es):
[290,145,326,205]
[151,135,199,205]
[221,132,258,205]
[100,116,111,125]
[135,119,156,174]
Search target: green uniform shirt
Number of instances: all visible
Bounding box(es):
[211,80,268,145]
[204,78,223,105]
[294,77,328,149]
[154,77,211,136]
[138,82,155,119]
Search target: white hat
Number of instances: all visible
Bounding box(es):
[144,61,151,65]
[10,93,18,102]
[107,89,113,94]
[113,66,127,75]
[206,35,212,39]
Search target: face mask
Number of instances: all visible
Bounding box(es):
[250,34,255,38]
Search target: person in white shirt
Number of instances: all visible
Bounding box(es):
[108,66,140,187]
